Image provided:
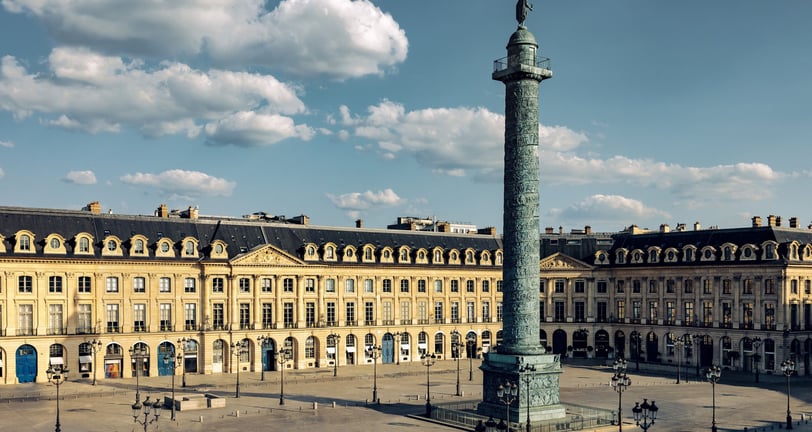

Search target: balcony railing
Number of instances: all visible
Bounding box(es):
[326,321,338,327]
[211,323,227,331]
[346,320,358,327]
[47,327,67,335]
[401,319,412,325]
[493,56,552,73]
[417,319,430,325]
[133,324,147,333]
[283,322,297,329]
[364,320,376,326]
[240,323,256,330]
[160,324,174,332]
[262,322,278,330]
[184,323,198,331]
[76,326,99,335]
[106,325,121,333]
[17,328,36,336]
[382,320,395,326]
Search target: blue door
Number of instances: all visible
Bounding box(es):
[157,343,175,376]
[382,334,394,364]
[262,341,275,371]
[16,344,37,383]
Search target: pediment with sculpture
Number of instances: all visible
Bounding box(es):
[539,252,593,271]
[231,244,304,266]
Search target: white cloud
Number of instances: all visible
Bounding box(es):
[2,0,408,80]
[204,111,315,147]
[326,188,403,212]
[549,194,670,224]
[0,49,308,140]
[0,139,14,148]
[63,170,97,185]
[120,169,236,197]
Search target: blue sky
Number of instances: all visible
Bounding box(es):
[1,0,811,233]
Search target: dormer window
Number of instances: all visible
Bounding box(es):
[79,237,90,253]
[161,242,170,253]
[765,244,775,259]
[134,239,145,254]
[19,234,31,251]
[50,238,61,249]
[723,247,732,261]
[326,246,335,259]
[307,246,315,257]
[107,240,117,251]
[185,241,195,256]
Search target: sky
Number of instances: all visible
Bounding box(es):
[1,0,811,234]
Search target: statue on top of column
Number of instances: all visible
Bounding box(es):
[516,0,533,26]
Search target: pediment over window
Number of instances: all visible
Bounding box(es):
[540,252,593,271]
[231,244,304,266]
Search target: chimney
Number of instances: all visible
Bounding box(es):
[83,201,102,214]
[355,219,363,228]
[477,226,497,235]
[660,224,671,233]
[694,221,701,231]
[156,204,169,218]
[790,217,798,228]
[752,216,762,227]
[767,215,777,227]
[559,226,563,235]
[290,215,309,225]
[437,222,451,233]
[182,205,199,220]
[545,227,554,235]
[776,216,782,227]
[584,225,592,235]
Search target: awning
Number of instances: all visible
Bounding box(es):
[105,359,119,364]
[79,355,93,363]
[184,354,196,358]
[327,347,336,354]
[400,344,410,349]
[418,343,427,349]
[346,346,356,353]
[50,357,64,365]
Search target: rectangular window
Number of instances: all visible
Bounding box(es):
[703,301,713,326]
[467,301,476,322]
[345,279,355,293]
[240,303,252,329]
[401,279,410,293]
[574,301,585,321]
[539,280,546,293]
[306,302,316,326]
[159,277,171,293]
[703,279,712,295]
[684,279,693,294]
[742,303,753,328]
[764,279,775,295]
[48,304,64,334]
[400,301,411,322]
[418,301,428,321]
[262,303,274,329]
[106,304,120,332]
[554,301,565,322]
[597,280,607,294]
[184,303,197,330]
[574,280,585,293]
[284,278,295,292]
[684,302,694,325]
[262,278,273,293]
[723,279,732,295]
[133,277,146,293]
[434,280,443,293]
[326,302,336,326]
[497,302,504,322]
[806,280,811,295]
[106,276,119,293]
[497,280,503,292]
[597,301,608,322]
[632,301,641,320]
[78,276,92,293]
[239,277,250,293]
[346,302,356,324]
[632,280,641,293]
[382,279,392,293]
[649,301,658,321]
[482,280,490,293]
[482,301,490,321]
[160,303,172,331]
[133,304,146,332]
[666,279,675,293]
[78,304,92,333]
[666,301,676,324]
[467,280,475,293]
[212,304,224,329]
[451,301,459,322]
[184,277,196,293]
[212,277,224,293]
[306,278,316,293]
[365,301,375,324]
[451,280,459,293]
[722,302,732,327]
[418,280,427,293]
[19,275,33,293]
[326,278,336,293]
[649,280,657,294]
[616,300,625,320]
[764,303,776,329]
[49,276,63,293]
[616,280,625,293]
[434,301,444,322]
[791,279,798,294]
[743,279,753,295]
[554,280,565,293]
[18,304,33,335]
[383,301,393,322]
[539,301,545,321]
[364,279,374,293]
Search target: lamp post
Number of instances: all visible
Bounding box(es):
[132,395,162,432]
[231,340,246,398]
[257,335,271,381]
[752,337,762,383]
[163,353,182,421]
[421,352,437,417]
[129,345,148,403]
[497,381,519,431]
[632,399,658,431]
[705,365,721,432]
[673,336,683,384]
[781,359,796,430]
[394,332,403,365]
[693,334,704,378]
[610,358,631,431]
[367,344,381,403]
[277,347,291,405]
[520,363,536,432]
[46,364,68,432]
[451,330,462,396]
[86,339,102,386]
[328,332,340,376]
[467,335,477,381]
[176,337,188,387]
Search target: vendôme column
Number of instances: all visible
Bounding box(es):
[478,1,565,424]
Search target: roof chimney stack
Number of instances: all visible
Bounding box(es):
[752,216,762,227]
[790,217,798,228]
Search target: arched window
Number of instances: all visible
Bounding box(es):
[305,336,315,359]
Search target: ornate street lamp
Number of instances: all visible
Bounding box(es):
[497,381,519,431]
[393,332,403,365]
[519,363,536,432]
[132,395,162,432]
[163,353,183,421]
[176,337,188,387]
[230,340,247,398]
[277,347,292,405]
[610,358,631,431]
[451,330,462,396]
[467,334,477,381]
[632,399,658,431]
[85,339,102,386]
[421,352,437,417]
[129,345,148,403]
[781,359,796,430]
[257,335,272,381]
[705,365,721,432]
[46,364,68,432]
[752,337,762,383]
[367,344,382,403]
[328,332,340,376]
[673,336,684,384]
